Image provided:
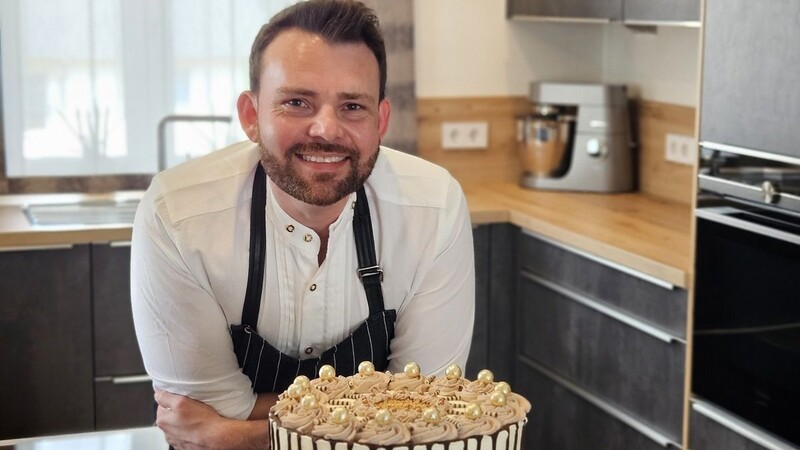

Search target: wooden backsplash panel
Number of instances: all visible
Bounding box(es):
[634,100,696,205]
[418,96,696,205]
[417,97,531,185]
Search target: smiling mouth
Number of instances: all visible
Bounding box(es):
[299,154,347,163]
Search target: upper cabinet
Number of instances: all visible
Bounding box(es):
[699,0,800,160]
[507,0,700,26]
[507,0,622,22]
[623,0,700,25]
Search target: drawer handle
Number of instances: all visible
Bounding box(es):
[0,244,74,253]
[691,399,798,450]
[521,356,682,448]
[521,270,685,344]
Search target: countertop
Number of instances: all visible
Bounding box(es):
[0,182,692,287]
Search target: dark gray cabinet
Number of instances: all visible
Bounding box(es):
[515,230,687,449]
[507,0,621,21]
[508,0,699,25]
[689,400,797,450]
[467,224,517,383]
[91,243,154,430]
[623,0,700,24]
[0,245,94,439]
[700,0,800,160]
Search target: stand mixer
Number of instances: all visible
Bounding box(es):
[519,82,634,192]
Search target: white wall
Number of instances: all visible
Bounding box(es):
[414,0,701,106]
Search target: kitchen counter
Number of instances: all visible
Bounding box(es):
[0,182,692,287]
[0,426,167,449]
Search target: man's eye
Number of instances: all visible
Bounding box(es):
[285,99,306,108]
[344,103,364,111]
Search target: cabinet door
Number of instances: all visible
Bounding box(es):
[95,378,155,431]
[690,402,777,450]
[466,225,490,379]
[508,0,621,21]
[516,359,667,450]
[0,245,94,439]
[91,243,145,376]
[700,0,800,159]
[624,0,700,24]
[518,273,686,442]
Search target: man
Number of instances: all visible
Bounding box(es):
[131,1,475,449]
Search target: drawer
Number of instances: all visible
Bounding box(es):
[516,358,674,450]
[519,230,687,338]
[518,273,686,441]
[690,400,797,450]
[95,375,155,431]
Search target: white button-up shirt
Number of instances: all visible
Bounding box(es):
[131,142,475,420]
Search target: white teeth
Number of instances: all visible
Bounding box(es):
[301,154,346,163]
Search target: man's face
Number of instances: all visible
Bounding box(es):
[243,28,390,206]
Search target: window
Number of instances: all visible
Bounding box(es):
[0,0,298,177]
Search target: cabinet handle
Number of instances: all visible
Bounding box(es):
[623,20,700,28]
[109,240,132,248]
[94,374,152,385]
[521,356,682,448]
[521,270,685,344]
[521,229,675,290]
[691,399,798,450]
[0,243,74,253]
[700,141,800,166]
[510,15,612,24]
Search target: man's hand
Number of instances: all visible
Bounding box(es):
[154,390,271,450]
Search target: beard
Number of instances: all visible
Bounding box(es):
[260,141,379,206]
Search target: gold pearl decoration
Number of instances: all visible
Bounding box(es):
[445,364,462,380]
[319,365,336,381]
[374,408,393,425]
[358,361,375,376]
[477,369,494,384]
[293,375,311,389]
[300,394,318,409]
[465,403,483,420]
[404,362,421,378]
[422,407,442,425]
[494,381,512,395]
[490,391,508,407]
[286,383,304,399]
[331,406,349,424]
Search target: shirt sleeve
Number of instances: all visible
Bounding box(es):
[386,176,476,378]
[130,183,257,420]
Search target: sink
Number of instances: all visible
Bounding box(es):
[24,199,140,226]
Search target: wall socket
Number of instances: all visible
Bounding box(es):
[441,121,489,150]
[664,133,697,165]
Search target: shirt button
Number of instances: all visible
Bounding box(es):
[286,224,295,232]
[309,284,317,292]
[304,234,313,242]
[304,347,313,355]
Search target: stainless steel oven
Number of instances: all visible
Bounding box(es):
[693,145,800,448]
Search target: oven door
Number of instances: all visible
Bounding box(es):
[693,204,800,447]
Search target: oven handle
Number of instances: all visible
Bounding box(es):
[695,207,800,247]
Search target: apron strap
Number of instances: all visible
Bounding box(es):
[241,163,267,328]
[239,164,385,328]
[353,187,384,316]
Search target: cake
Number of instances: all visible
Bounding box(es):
[268,361,531,450]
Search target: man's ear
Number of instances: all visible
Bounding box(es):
[378,98,391,141]
[237,91,260,143]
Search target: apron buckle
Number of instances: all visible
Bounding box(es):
[358,265,383,283]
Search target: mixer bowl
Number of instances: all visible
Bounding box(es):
[519,117,573,177]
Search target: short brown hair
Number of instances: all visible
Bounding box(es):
[249,0,387,100]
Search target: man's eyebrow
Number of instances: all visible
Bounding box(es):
[339,91,376,104]
[276,87,317,97]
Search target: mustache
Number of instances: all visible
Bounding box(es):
[286,142,359,157]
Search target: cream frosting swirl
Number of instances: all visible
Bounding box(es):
[279,407,322,433]
[356,420,412,445]
[310,416,363,441]
[310,375,350,400]
[449,415,503,439]
[429,376,466,395]
[388,373,433,392]
[349,371,391,394]
[410,418,459,444]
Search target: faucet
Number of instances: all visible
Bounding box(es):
[157,114,233,172]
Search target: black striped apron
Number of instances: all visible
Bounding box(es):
[229,163,396,393]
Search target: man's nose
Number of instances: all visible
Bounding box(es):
[308,106,342,141]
